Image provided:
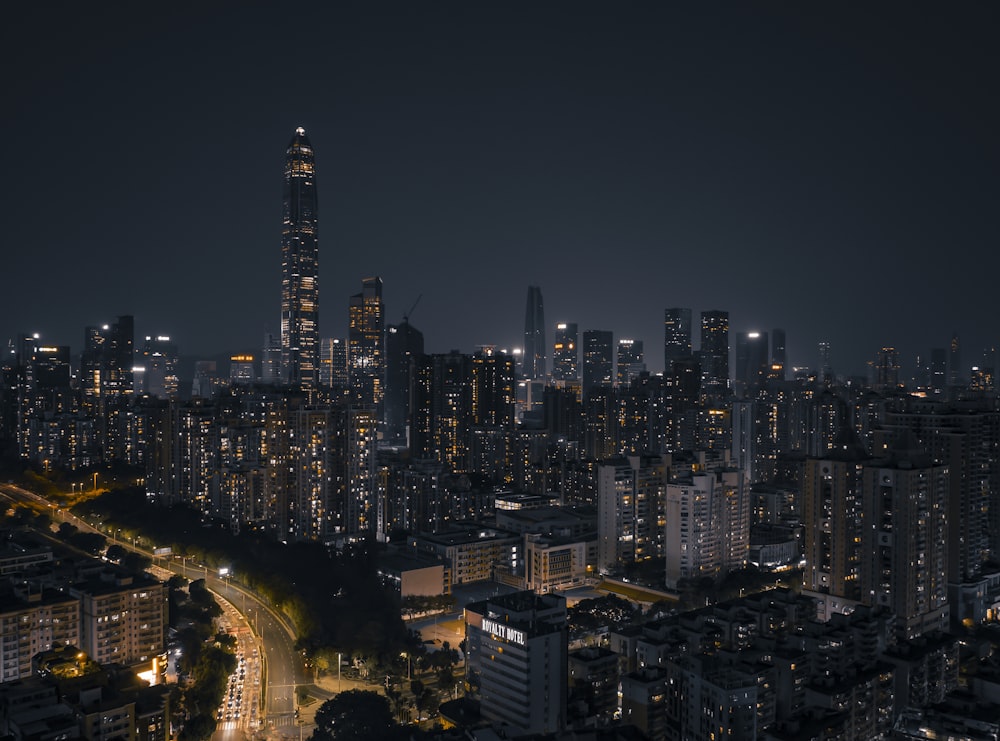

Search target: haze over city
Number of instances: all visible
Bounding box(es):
[3,2,998,377]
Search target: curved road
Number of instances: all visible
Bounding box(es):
[0,483,308,741]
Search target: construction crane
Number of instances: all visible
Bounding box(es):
[403,294,422,324]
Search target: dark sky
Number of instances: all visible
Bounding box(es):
[3,2,998,378]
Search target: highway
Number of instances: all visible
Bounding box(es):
[0,482,308,741]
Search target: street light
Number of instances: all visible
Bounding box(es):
[93,472,98,492]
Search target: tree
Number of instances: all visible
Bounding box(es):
[409,679,429,720]
[311,690,405,741]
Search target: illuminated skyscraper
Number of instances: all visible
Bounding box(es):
[552,323,579,383]
[320,337,348,391]
[137,335,179,399]
[80,315,134,461]
[582,329,613,396]
[698,310,729,402]
[663,308,692,374]
[348,276,385,409]
[523,285,546,381]
[384,320,424,445]
[616,338,645,387]
[280,127,319,390]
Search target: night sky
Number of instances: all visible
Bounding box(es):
[3,2,998,378]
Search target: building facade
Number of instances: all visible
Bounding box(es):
[279,128,320,390]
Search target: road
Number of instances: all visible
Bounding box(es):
[0,482,307,741]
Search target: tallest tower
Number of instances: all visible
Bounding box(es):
[280,127,319,389]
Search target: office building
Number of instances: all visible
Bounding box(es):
[948,332,962,387]
[522,285,546,381]
[229,354,255,384]
[663,307,692,374]
[552,323,579,383]
[698,310,729,402]
[136,336,178,399]
[771,327,786,379]
[279,127,320,390]
[319,337,348,390]
[261,331,282,384]
[348,276,385,410]
[734,330,768,398]
[818,340,832,382]
[465,590,567,735]
[383,320,424,445]
[874,346,902,392]
[582,329,613,396]
[80,316,134,461]
[616,338,645,387]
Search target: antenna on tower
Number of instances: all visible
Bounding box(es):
[403,294,422,324]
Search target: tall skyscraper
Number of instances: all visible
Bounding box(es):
[80,316,134,461]
[280,127,319,390]
[523,285,546,381]
[770,327,786,380]
[552,323,579,383]
[137,335,178,399]
[616,338,645,387]
[698,310,729,402]
[582,329,613,396]
[319,337,348,391]
[734,331,768,398]
[383,320,424,445]
[348,276,385,410]
[948,332,962,387]
[818,340,832,382]
[663,308,692,374]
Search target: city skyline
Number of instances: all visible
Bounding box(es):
[2,3,998,377]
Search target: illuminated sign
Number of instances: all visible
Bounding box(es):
[482,618,526,646]
[231,355,255,362]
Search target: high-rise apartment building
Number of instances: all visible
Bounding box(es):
[698,310,729,402]
[582,329,613,396]
[663,307,692,375]
[551,323,579,383]
[348,277,385,410]
[522,285,546,381]
[279,127,319,390]
[471,347,516,428]
[664,459,748,589]
[597,455,666,571]
[876,401,1000,583]
[862,449,949,641]
[801,441,868,618]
